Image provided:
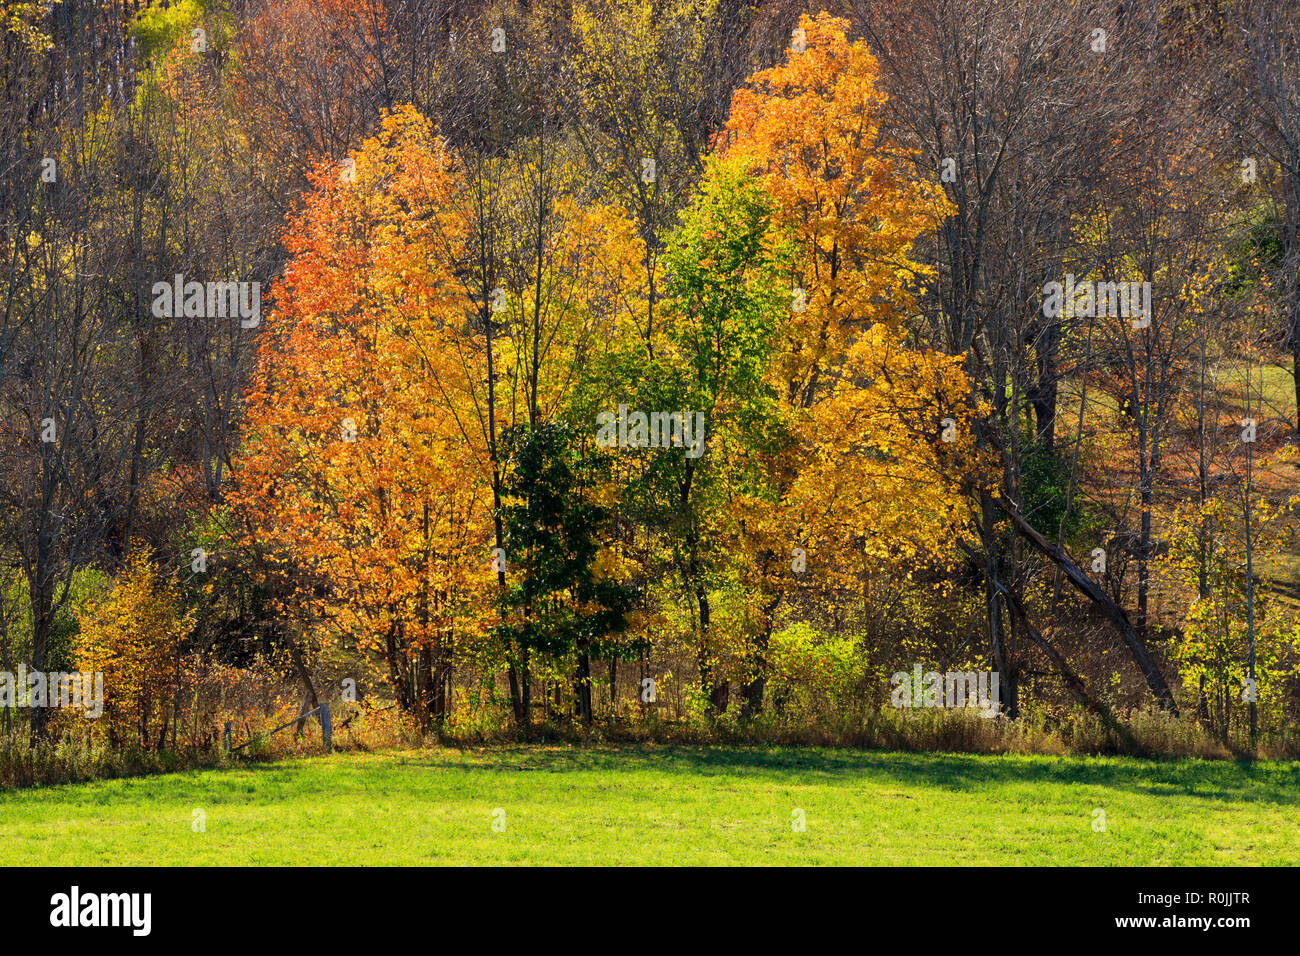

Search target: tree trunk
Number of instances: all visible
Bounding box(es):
[980,490,1017,718]
[607,654,617,720]
[995,494,1178,713]
[741,593,781,717]
[695,586,727,713]
[288,632,319,736]
[574,649,592,724]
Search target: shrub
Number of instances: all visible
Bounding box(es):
[74,555,193,749]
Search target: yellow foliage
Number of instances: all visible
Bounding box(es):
[75,556,192,748]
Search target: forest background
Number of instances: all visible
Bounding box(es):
[2,0,1300,781]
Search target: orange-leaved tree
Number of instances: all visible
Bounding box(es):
[228,106,490,727]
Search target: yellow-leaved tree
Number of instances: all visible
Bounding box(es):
[714,13,981,713]
[75,555,192,748]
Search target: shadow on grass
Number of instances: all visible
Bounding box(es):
[5,745,1296,811]
[289,745,1300,808]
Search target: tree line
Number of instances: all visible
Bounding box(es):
[1,0,1297,751]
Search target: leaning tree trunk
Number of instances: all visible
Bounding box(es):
[287,631,319,737]
[995,495,1178,713]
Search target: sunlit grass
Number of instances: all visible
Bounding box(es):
[0,746,1295,865]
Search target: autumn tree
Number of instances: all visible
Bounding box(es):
[569,0,721,350]
[75,555,191,748]
[714,13,967,713]
[229,107,489,727]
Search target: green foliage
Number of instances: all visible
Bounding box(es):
[130,0,210,65]
[496,422,638,662]
[1018,437,1100,543]
[766,624,872,719]
[0,568,111,675]
[623,155,794,527]
[1223,203,1284,299]
[659,155,791,409]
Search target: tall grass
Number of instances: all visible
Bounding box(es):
[1,702,1293,790]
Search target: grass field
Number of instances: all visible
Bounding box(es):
[1,746,1296,865]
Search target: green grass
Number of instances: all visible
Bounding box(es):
[1218,359,1296,425]
[1,746,1296,865]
